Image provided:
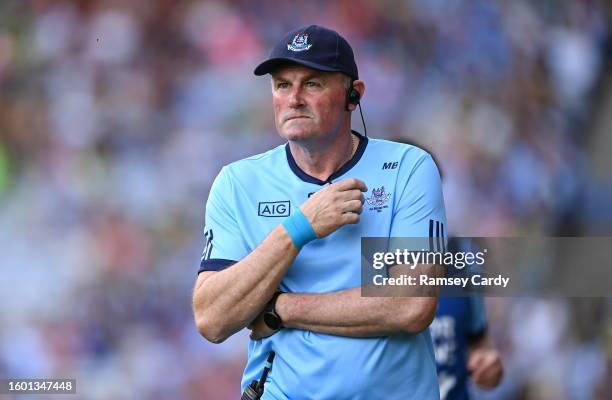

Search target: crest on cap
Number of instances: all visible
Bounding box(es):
[287,33,312,52]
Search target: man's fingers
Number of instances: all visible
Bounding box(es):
[343,200,364,214]
[469,351,503,389]
[469,358,487,380]
[334,178,357,191]
[335,178,367,192]
[339,189,366,202]
[467,353,482,372]
[471,368,485,384]
[342,212,360,225]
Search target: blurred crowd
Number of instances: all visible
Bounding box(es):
[0,0,611,399]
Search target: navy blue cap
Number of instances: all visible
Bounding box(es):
[254,25,358,80]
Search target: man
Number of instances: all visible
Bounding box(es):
[192,25,447,399]
[432,239,503,400]
[433,295,503,400]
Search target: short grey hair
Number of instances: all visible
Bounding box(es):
[342,74,353,90]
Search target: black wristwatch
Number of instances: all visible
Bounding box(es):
[263,291,284,331]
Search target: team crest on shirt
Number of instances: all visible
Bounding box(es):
[288,33,312,52]
[366,186,391,212]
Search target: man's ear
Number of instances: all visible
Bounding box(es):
[348,80,365,111]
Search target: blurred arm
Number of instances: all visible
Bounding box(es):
[467,335,503,389]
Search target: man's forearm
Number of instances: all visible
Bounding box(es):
[276,286,437,337]
[193,225,298,343]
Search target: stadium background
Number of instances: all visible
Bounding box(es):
[0,0,611,399]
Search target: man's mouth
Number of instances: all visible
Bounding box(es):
[285,115,310,122]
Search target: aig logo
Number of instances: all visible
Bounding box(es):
[258,201,290,217]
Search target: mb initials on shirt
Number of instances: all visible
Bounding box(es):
[258,201,291,217]
[382,161,398,170]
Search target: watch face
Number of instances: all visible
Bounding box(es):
[263,312,281,331]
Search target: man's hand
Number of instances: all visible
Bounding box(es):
[468,347,503,389]
[247,312,279,340]
[301,178,367,238]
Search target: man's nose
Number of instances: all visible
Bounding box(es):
[288,86,305,108]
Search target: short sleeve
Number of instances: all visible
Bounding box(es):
[389,151,447,251]
[198,167,250,274]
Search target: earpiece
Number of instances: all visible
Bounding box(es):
[348,88,360,105]
[346,80,368,137]
[346,82,360,112]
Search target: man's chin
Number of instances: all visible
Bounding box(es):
[279,129,320,142]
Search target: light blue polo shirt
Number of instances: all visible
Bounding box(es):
[199,131,447,400]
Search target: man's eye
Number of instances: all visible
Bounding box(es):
[277,82,289,89]
[306,81,320,87]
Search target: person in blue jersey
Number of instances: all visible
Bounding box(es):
[192,25,447,400]
[431,238,503,400]
[433,296,503,400]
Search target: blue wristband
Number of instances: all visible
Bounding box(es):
[281,208,318,249]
